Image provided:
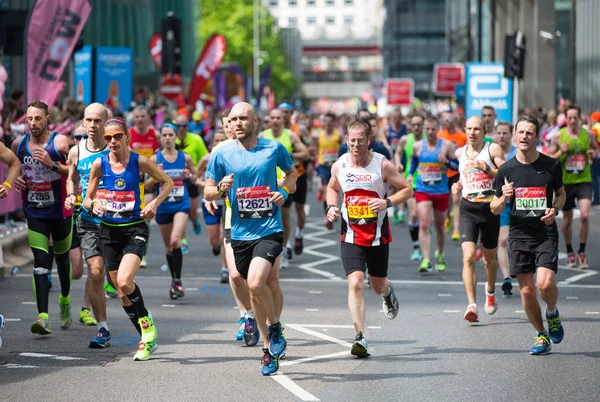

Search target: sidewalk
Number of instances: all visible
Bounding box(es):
[0,223,32,278]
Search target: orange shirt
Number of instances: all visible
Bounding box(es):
[437,129,467,177]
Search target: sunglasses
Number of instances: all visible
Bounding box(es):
[103,133,125,142]
[176,124,188,128]
[74,135,88,140]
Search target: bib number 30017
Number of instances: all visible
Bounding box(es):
[237,186,272,219]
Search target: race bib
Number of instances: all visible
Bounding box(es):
[419,165,443,185]
[463,169,494,202]
[515,187,547,217]
[27,181,54,208]
[323,150,337,164]
[346,195,377,225]
[101,190,136,219]
[236,186,272,219]
[565,154,585,174]
[167,178,185,203]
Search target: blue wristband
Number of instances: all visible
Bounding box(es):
[277,188,289,202]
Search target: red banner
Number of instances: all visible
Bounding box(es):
[386,79,414,106]
[25,0,92,107]
[434,63,465,96]
[149,33,162,71]
[188,34,226,106]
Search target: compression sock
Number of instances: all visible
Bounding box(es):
[171,248,183,280]
[579,243,586,254]
[166,252,175,279]
[126,283,149,318]
[32,267,50,314]
[122,304,141,335]
[409,223,419,244]
[566,244,574,253]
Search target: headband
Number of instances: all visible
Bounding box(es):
[160,122,178,132]
[105,118,126,126]
[278,102,293,111]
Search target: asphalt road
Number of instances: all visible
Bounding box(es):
[1,191,600,402]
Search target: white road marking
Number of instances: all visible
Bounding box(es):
[287,324,380,329]
[19,352,86,361]
[558,267,599,285]
[280,350,350,368]
[515,310,525,314]
[584,311,600,315]
[187,287,198,291]
[297,219,343,280]
[4,318,21,322]
[21,302,36,305]
[161,304,176,308]
[566,296,579,300]
[443,310,461,313]
[367,326,381,329]
[309,291,322,294]
[305,309,319,312]
[2,364,39,368]
[272,374,320,401]
[438,294,452,297]
[286,324,352,348]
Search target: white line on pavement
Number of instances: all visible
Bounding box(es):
[280,350,350,368]
[4,318,21,321]
[2,364,40,368]
[296,219,343,279]
[305,309,319,312]
[438,294,453,297]
[309,291,322,294]
[286,324,353,348]
[288,324,382,329]
[161,304,176,308]
[515,310,525,314]
[584,311,600,315]
[19,352,86,361]
[21,302,36,305]
[272,374,320,401]
[443,310,461,313]
[187,288,199,291]
[566,296,579,300]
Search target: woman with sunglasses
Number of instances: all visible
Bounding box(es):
[84,118,173,361]
[146,123,200,299]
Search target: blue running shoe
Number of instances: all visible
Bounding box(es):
[193,219,202,235]
[244,317,260,347]
[48,274,53,290]
[89,327,111,348]
[530,332,552,355]
[268,321,286,357]
[547,309,564,344]
[261,348,279,376]
[235,318,245,341]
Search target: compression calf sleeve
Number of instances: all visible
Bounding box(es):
[122,304,141,335]
[32,267,50,314]
[126,283,149,318]
[171,248,183,280]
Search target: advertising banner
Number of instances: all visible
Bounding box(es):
[188,34,226,106]
[74,45,93,104]
[434,63,465,96]
[465,63,513,123]
[386,79,414,107]
[94,47,133,111]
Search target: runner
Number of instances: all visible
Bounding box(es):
[64,103,113,347]
[12,101,73,335]
[312,112,344,230]
[326,120,413,358]
[395,114,425,259]
[129,105,159,268]
[84,118,173,361]
[205,102,297,376]
[409,117,456,272]
[438,112,467,240]
[263,108,310,267]
[452,116,505,322]
[547,104,598,268]
[494,122,516,294]
[482,105,497,142]
[491,115,566,355]
[382,109,407,156]
[148,123,199,299]
[175,114,209,253]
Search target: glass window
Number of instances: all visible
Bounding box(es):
[288,16,297,27]
[344,15,353,25]
[344,0,353,4]
[269,0,278,6]
[288,0,297,6]
[326,16,335,24]
[307,16,316,25]
[307,0,316,5]
[326,0,335,5]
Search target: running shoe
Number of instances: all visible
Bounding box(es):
[0,314,4,349]
[530,332,552,355]
[419,258,432,273]
[546,309,564,344]
[475,244,483,261]
[410,247,422,261]
[502,278,513,295]
[235,317,245,341]
[435,251,446,272]
[104,283,118,299]
[464,304,479,322]
[212,246,221,256]
[193,219,202,235]
[578,253,589,269]
[220,268,229,284]
[316,191,323,202]
[79,308,97,326]
[31,313,52,335]
[170,281,185,299]
[351,332,370,358]
[451,229,460,241]
[285,247,293,261]
[280,251,288,269]
[294,237,303,255]
[244,316,260,346]
[89,327,111,348]
[59,295,72,329]
[485,292,498,315]
[567,252,577,268]
[261,348,279,376]
[268,321,286,357]
[139,311,157,345]
[140,256,148,268]
[382,282,399,319]
[134,340,158,361]
[444,217,451,233]
[181,242,189,256]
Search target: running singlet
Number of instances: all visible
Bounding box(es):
[207,138,293,241]
[459,142,496,203]
[263,129,305,177]
[437,129,467,178]
[559,127,592,184]
[415,140,448,195]
[156,151,190,214]
[77,140,110,224]
[388,124,406,152]
[98,152,144,225]
[339,152,391,247]
[317,129,341,166]
[506,145,517,161]
[130,126,159,158]
[176,132,209,165]
[17,132,71,220]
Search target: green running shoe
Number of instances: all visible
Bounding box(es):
[138,311,157,344]
[59,295,72,329]
[134,340,158,361]
[435,251,446,272]
[351,332,370,358]
[419,258,432,273]
[79,308,97,326]
[410,247,422,261]
[31,313,52,335]
[104,283,118,299]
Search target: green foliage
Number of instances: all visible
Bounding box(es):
[198,0,299,103]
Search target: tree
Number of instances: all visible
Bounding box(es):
[197,0,299,104]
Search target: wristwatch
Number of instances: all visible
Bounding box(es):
[51,162,60,172]
[216,182,223,194]
[386,198,392,208]
[484,163,490,174]
[553,207,560,216]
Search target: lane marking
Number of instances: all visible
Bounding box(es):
[515,310,525,314]
[288,324,382,329]
[443,310,460,313]
[219,287,229,295]
[309,291,322,294]
[272,374,320,401]
[296,219,343,280]
[367,326,381,329]
[199,285,211,293]
[4,318,21,322]
[21,302,36,305]
[305,309,319,312]
[584,311,600,315]
[438,294,452,297]
[19,352,86,361]
[566,296,579,300]
[2,364,39,368]
[187,287,198,291]
[209,286,220,295]
[286,324,352,348]
[280,350,350,368]
[161,304,175,308]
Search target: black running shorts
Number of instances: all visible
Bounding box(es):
[77,217,102,260]
[98,221,149,271]
[231,232,283,280]
[341,242,389,278]
[563,182,592,211]
[186,180,201,198]
[459,199,500,249]
[509,235,559,277]
[283,174,307,207]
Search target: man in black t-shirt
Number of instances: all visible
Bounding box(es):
[491,115,567,356]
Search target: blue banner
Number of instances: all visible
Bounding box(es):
[465,62,513,123]
[74,46,93,105]
[94,47,133,112]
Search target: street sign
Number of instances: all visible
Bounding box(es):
[160,74,183,101]
[465,63,513,123]
[434,63,465,96]
[385,79,414,106]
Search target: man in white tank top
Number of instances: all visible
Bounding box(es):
[452,116,506,323]
[326,120,413,358]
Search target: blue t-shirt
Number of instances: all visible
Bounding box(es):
[338,140,391,160]
[206,138,293,241]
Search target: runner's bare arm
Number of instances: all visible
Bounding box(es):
[394,136,407,170]
[144,155,158,192]
[486,143,506,177]
[547,134,562,159]
[65,146,80,210]
[490,176,513,214]
[83,159,102,211]
[281,166,298,194]
[553,186,566,210]
[196,155,209,179]
[10,137,27,192]
[139,155,173,209]
[185,154,203,187]
[291,133,310,162]
[54,134,71,176]
[587,131,599,158]
[0,142,21,198]
[325,162,341,221]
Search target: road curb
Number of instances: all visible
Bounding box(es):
[0,228,33,276]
